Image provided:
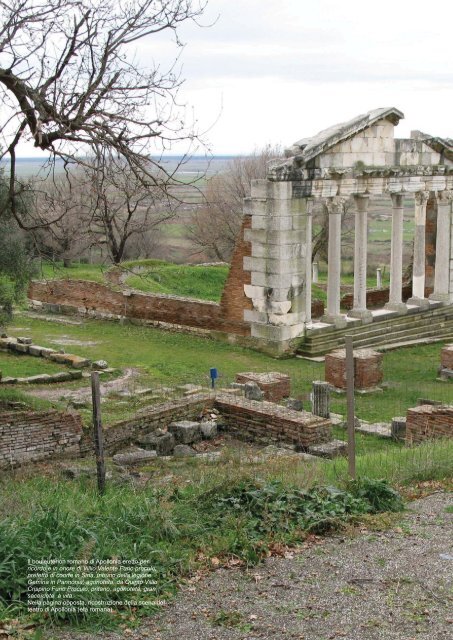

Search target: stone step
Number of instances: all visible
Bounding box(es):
[305,308,453,346]
[298,306,453,356]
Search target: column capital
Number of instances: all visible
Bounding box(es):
[436,189,453,204]
[324,196,346,214]
[352,193,370,212]
[390,192,404,207]
[414,190,430,206]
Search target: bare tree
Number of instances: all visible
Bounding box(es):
[83,148,176,264]
[31,173,92,266]
[189,146,282,262]
[0,0,207,225]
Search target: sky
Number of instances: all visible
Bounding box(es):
[14,0,453,156]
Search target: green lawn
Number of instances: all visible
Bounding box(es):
[4,314,452,431]
[124,263,229,301]
[0,351,66,378]
[39,261,107,283]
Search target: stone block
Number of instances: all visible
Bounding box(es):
[174,444,197,457]
[308,439,347,459]
[40,348,57,358]
[244,381,264,401]
[391,417,406,441]
[200,421,218,439]
[136,431,175,456]
[13,343,29,354]
[65,355,91,369]
[168,420,201,444]
[28,345,45,357]
[25,374,53,385]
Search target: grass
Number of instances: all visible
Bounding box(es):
[124,262,229,302]
[0,437,451,630]
[38,261,107,283]
[4,314,452,431]
[0,351,66,378]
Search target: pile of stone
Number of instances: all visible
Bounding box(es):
[113,412,221,465]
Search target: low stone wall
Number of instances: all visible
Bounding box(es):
[406,404,453,445]
[80,394,214,455]
[215,393,331,447]
[325,348,383,390]
[0,410,83,469]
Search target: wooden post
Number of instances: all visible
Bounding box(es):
[345,335,356,479]
[91,371,106,494]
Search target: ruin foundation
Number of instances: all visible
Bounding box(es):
[325,348,383,391]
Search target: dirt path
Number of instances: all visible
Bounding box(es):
[45,492,452,640]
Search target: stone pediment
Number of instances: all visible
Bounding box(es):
[285,107,404,164]
[274,107,451,178]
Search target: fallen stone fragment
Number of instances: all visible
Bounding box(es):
[244,381,264,401]
[113,449,157,466]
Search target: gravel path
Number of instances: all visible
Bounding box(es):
[46,492,453,640]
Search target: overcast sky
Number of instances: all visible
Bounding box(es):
[17,0,453,156]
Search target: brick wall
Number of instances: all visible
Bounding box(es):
[29,279,251,337]
[235,372,291,402]
[80,394,214,455]
[220,215,253,323]
[325,348,383,390]
[406,404,453,445]
[341,284,412,310]
[214,393,331,447]
[0,410,83,469]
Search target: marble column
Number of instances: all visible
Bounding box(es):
[408,191,430,308]
[430,190,453,303]
[385,192,407,313]
[321,197,347,328]
[349,194,372,323]
[305,199,314,323]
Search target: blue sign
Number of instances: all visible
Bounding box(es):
[209,367,218,388]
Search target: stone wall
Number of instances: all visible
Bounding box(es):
[235,372,291,402]
[215,393,331,447]
[29,279,251,337]
[406,404,453,445]
[80,394,214,455]
[0,410,83,469]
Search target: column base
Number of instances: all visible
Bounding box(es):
[429,292,452,305]
[407,296,430,309]
[321,313,348,329]
[384,301,408,314]
[348,308,373,324]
